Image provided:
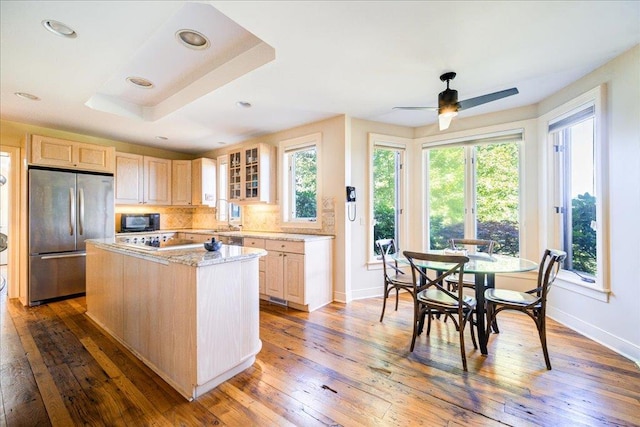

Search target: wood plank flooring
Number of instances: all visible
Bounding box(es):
[1,286,639,426]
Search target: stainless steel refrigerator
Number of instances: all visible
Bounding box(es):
[29,168,114,305]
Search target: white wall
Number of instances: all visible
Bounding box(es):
[537,45,640,362]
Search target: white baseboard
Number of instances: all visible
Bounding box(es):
[547,305,640,366]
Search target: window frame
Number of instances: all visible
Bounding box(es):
[368,133,409,264]
[541,85,609,301]
[422,130,524,254]
[279,132,322,229]
[216,155,241,224]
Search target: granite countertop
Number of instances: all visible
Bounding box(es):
[116,229,334,242]
[87,238,266,268]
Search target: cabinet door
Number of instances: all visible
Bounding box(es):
[228,151,242,202]
[115,152,144,204]
[192,158,216,206]
[284,253,305,304]
[243,146,260,201]
[30,135,74,167]
[265,251,284,299]
[75,141,115,173]
[172,160,192,205]
[144,156,172,205]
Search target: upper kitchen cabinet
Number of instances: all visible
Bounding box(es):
[28,134,115,173]
[228,143,276,204]
[171,160,192,206]
[115,153,171,205]
[191,158,216,207]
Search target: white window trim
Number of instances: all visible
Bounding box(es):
[539,85,610,300]
[367,133,410,264]
[279,132,322,230]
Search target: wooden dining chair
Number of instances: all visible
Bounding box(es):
[376,239,414,322]
[403,250,478,371]
[484,249,566,370]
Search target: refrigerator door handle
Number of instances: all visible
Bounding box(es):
[69,187,75,236]
[78,187,85,236]
[41,253,86,260]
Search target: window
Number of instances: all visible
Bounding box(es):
[545,85,607,296]
[216,155,241,223]
[280,133,321,228]
[369,134,407,260]
[551,108,596,276]
[425,131,522,255]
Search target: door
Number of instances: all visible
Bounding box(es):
[76,173,114,250]
[29,169,77,254]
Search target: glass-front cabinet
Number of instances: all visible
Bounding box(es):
[228,143,275,203]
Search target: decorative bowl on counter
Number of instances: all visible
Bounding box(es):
[204,238,223,252]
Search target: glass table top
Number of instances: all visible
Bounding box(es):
[393,251,538,274]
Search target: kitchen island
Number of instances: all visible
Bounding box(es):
[85,239,266,400]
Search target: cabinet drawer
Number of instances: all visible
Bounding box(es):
[244,238,266,249]
[265,239,305,254]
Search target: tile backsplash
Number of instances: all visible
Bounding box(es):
[115,197,335,235]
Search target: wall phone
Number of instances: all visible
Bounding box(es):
[346,186,356,202]
[346,186,356,221]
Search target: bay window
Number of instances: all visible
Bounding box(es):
[425,131,522,255]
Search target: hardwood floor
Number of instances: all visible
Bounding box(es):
[1,286,639,426]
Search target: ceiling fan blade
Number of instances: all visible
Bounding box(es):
[458,87,519,111]
[393,106,438,111]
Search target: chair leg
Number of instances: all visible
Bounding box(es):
[379,285,390,322]
[410,298,420,352]
[459,318,468,371]
[468,312,478,350]
[394,288,400,311]
[537,316,552,370]
[485,303,495,348]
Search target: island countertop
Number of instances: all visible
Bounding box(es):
[87,238,266,268]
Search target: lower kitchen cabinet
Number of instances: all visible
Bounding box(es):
[244,238,266,294]
[263,238,332,312]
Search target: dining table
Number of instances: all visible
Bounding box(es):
[392,250,538,355]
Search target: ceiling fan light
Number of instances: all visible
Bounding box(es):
[438,111,457,130]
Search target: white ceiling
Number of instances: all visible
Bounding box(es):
[1,1,639,154]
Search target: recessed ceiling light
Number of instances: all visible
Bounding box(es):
[217,141,228,145]
[126,76,154,89]
[236,101,252,108]
[41,20,77,38]
[155,136,168,140]
[15,92,40,101]
[176,29,210,50]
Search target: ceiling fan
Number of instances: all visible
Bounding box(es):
[393,72,519,130]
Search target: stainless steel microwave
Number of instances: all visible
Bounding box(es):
[120,213,160,233]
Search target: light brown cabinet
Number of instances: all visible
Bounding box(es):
[263,238,332,311]
[172,160,192,205]
[115,153,171,205]
[29,134,115,173]
[245,238,266,295]
[228,143,275,204]
[191,158,216,207]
